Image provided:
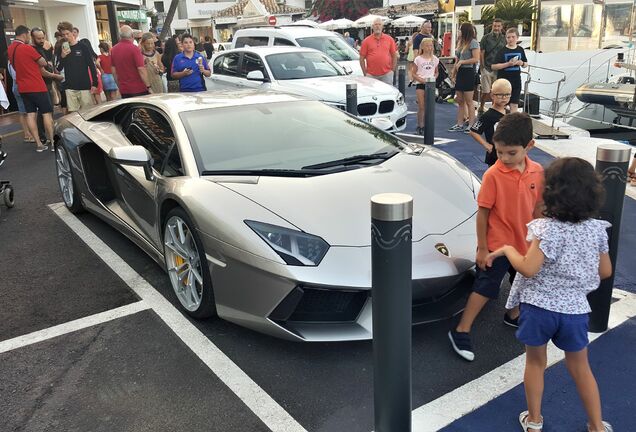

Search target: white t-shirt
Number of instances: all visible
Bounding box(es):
[414,55,439,81]
[506,218,611,314]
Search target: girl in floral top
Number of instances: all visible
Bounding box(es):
[486,157,613,432]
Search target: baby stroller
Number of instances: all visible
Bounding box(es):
[0,138,15,218]
[436,61,455,103]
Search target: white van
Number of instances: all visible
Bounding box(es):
[231,26,363,76]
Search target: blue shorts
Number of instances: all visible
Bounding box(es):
[472,255,516,299]
[13,86,26,113]
[516,303,589,352]
[101,73,118,91]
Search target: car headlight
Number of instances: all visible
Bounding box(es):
[396,93,405,106]
[245,221,330,266]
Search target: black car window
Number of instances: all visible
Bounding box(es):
[274,38,295,46]
[234,36,269,48]
[213,52,240,76]
[124,107,183,176]
[239,53,266,78]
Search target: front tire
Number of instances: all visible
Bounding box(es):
[163,207,217,318]
[55,145,84,214]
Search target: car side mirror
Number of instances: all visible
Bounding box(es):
[108,145,155,181]
[246,70,266,81]
[342,65,353,75]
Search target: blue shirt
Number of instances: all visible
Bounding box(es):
[172,52,209,92]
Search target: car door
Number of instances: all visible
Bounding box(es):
[236,52,270,90]
[210,52,242,89]
[114,106,180,247]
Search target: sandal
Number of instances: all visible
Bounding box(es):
[587,421,613,432]
[519,411,543,431]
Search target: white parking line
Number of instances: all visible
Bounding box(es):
[49,203,308,432]
[0,301,150,354]
[410,289,636,431]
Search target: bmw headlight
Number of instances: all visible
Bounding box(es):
[397,93,405,106]
[245,221,330,266]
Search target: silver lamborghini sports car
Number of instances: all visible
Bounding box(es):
[54,90,480,342]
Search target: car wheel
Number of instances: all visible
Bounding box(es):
[163,207,217,318]
[3,185,14,208]
[55,145,84,214]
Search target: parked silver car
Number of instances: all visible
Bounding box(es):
[54,90,479,341]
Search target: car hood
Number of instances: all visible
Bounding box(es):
[213,152,477,247]
[276,75,398,103]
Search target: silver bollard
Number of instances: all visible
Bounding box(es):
[398,65,406,97]
[346,83,357,116]
[424,78,436,145]
[371,193,413,432]
[589,143,631,332]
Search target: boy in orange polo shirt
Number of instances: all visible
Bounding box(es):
[449,112,544,361]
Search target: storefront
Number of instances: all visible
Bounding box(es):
[94,2,148,46]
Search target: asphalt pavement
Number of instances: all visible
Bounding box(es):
[0,91,635,432]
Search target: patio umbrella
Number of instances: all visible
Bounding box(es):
[354,14,392,28]
[289,19,320,28]
[318,19,336,30]
[331,18,355,30]
[391,15,426,28]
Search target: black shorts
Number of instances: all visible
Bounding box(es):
[509,77,522,104]
[21,91,53,114]
[121,91,150,99]
[472,255,516,299]
[455,68,475,92]
[416,83,426,90]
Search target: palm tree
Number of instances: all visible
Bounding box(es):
[480,0,536,33]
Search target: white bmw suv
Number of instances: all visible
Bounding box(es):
[208,46,407,132]
[231,26,363,76]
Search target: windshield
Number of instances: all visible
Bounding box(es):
[296,36,360,62]
[180,101,414,174]
[266,52,343,80]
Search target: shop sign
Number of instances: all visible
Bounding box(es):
[117,10,147,23]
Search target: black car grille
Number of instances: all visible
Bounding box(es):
[269,286,368,323]
[379,100,395,114]
[357,103,377,116]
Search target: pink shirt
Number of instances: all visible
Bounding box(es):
[414,55,439,81]
[360,33,396,76]
[111,39,146,95]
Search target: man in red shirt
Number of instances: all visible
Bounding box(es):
[359,18,398,85]
[7,25,55,152]
[111,25,152,98]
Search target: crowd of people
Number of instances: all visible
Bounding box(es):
[359,17,618,432]
[7,22,217,152]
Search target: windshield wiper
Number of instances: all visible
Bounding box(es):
[201,169,319,177]
[301,151,397,170]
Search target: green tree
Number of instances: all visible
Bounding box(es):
[480,0,536,33]
[311,0,383,21]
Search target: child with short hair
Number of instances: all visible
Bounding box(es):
[486,157,613,432]
[491,28,527,113]
[449,112,544,362]
[469,78,511,164]
[411,38,439,135]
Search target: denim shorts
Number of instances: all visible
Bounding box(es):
[13,86,26,113]
[472,255,516,299]
[516,303,589,352]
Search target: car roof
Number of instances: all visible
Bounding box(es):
[79,89,310,121]
[222,46,322,56]
[234,26,338,38]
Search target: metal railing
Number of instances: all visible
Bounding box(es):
[522,64,567,131]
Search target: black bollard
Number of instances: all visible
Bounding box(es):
[346,83,357,116]
[424,78,436,145]
[588,143,631,332]
[371,193,413,432]
[398,65,406,96]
